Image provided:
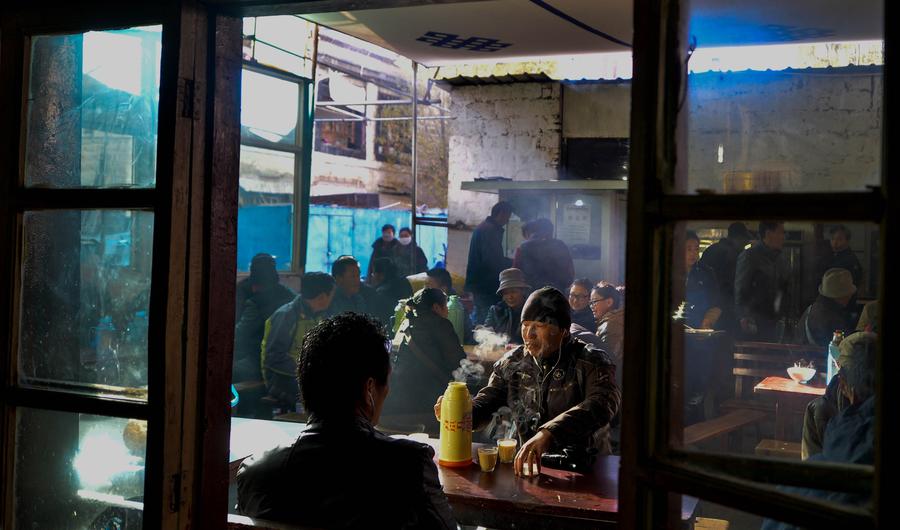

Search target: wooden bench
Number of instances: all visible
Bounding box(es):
[683,409,767,447]
[754,438,802,460]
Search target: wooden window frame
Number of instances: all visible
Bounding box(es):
[619,0,896,528]
[0,2,242,528]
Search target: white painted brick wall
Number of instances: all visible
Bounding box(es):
[448,82,561,228]
[687,70,882,192]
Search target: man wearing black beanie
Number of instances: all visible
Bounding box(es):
[434,287,621,476]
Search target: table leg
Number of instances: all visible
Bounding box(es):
[774,401,786,440]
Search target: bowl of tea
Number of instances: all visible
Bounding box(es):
[787,366,816,384]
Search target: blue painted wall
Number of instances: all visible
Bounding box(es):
[237,204,448,275]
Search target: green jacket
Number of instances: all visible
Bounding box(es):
[261,297,324,401]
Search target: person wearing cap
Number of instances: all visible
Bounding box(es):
[233,253,296,382]
[699,222,753,332]
[796,268,857,347]
[764,333,876,529]
[465,201,514,324]
[801,331,876,460]
[435,287,621,476]
[483,268,531,344]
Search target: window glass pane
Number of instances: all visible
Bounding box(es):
[19,210,153,398]
[25,26,161,188]
[675,3,883,193]
[416,224,448,269]
[415,64,450,220]
[241,69,300,146]
[238,146,296,272]
[666,220,877,509]
[242,16,315,78]
[15,408,145,528]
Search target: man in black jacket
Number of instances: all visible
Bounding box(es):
[436,287,621,475]
[735,221,791,341]
[232,254,295,382]
[465,201,513,324]
[238,313,456,529]
[817,224,863,289]
[698,222,752,332]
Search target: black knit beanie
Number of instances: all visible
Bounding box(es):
[521,286,571,330]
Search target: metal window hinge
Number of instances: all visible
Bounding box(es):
[169,472,182,512]
[180,77,199,121]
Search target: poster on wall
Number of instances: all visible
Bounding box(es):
[558,203,591,245]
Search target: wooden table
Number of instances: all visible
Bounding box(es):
[753,376,826,440]
[229,419,698,528]
[430,441,697,529]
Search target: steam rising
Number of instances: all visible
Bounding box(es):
[471,327,509,362]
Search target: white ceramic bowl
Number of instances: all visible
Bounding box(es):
[787,366,816,384]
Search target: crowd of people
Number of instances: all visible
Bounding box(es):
[233,200,630,526]
[233,204,878,527]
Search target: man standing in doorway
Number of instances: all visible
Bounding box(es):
[735,221,791,341]
[465,201,514,325]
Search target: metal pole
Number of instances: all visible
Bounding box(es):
[411,61,418,251]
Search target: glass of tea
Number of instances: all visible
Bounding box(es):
[497,438,517,463]
[477,446,498,472]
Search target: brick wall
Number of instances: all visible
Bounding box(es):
[447,83,562,228]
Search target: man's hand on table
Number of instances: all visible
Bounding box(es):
[514,429,553,477]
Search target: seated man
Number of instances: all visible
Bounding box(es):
[568,278,597,332]
[328,255,369,316]
[436,287,621,475]
[801,331,876,460]
[765,332,876,529]
[232,254,295,383]
[483,268,531,344]
[260,272,335,404]
[238,313,456,529]
[797,267,857,347]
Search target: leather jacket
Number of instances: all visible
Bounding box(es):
[471,337,620,454]
[236,416,456,529]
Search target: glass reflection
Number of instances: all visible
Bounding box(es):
[15,408,145,528]
[26,26,161,188]
[19,210,153,397]
[672,220,876,507]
